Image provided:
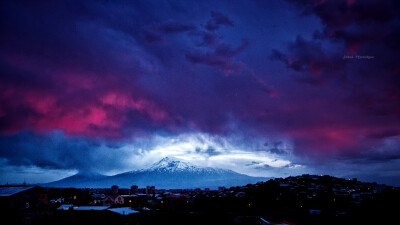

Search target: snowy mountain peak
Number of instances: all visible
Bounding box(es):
[148,157,197,171]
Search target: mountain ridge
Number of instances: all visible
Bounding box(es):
[43,157,270,189]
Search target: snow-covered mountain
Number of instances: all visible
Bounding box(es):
[147,157,201,172]
[43,157,269,189]
[143,157,228,174]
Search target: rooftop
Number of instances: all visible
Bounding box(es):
[0,186,35,197]
[74,206,109,211]
[107,207,139,215]
[57,204,74,210]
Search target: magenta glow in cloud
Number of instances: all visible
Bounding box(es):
[0,0,400,185]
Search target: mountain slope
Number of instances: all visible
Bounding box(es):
[43,157,270,189]
[44,172,108,188]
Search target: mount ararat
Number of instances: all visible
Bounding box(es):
[43,157,270,189]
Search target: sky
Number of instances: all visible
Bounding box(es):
[1,0,400,186]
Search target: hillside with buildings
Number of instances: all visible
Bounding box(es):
[2,174,400,225]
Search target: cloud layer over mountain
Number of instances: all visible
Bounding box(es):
[1,0,399,185]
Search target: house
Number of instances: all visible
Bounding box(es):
[103,194,124,205]
[146,186,155,195]
[92,193,106,199]
[111,185,119,194]
[131,185,139,193]
[165,193,189,198]
[0,186,49,225]
[218,186,226,192]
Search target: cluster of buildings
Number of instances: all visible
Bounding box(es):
[47,174,399,211]
[1,175,398,224]
[246,174,399,216]
[270,174,394,201]
[69,184,228,208]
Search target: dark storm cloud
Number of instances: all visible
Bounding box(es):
[270,35,344,82]
[185,39,250,73]
[205,11,234,31]
[282,0,400,78]
[157,21,196,33]
[0,131,131,172]
[264,141,288,155]
[143,20,196,43]
[0,0,185,137]
[0,0,257,139]
[286,0,398,27]
[1,0,400,184]
[265,0,400,158]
